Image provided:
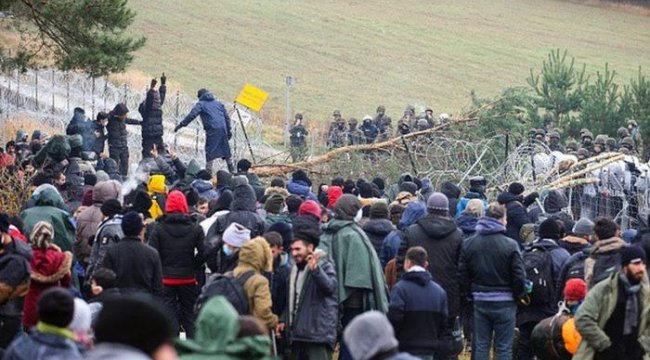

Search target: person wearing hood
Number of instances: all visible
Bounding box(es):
[87,111,108,156]
[362,201,395,257]
[287,169,318,201]
[417,178,434,203]
[200,190,233,235]
[138,75,167,158]
[84,199,124,291]
[233,237,278,331]
[21,185,76,253]
[149,190,206,338]
[497,182,528,245]
[85,295,177,360]
[175,88,234,173]
[458,203,527,360]
[396,192,462,328]
[381,202,426,269]
[74,180,121,266]
[456,176,488,217]
[456,198,484,237]
[386,173,414,202]
[389,246,451,359]
[147,174,168,221]
[206,222,251,275]
[0,214,32,349]
[106,103,142,176]
[22,221,73,329]
[584,217,627,288]
[176,296,272,360]
[343,311,419,360]
[207,184,265,250]
[191,169,219,201]
[531,190,574,233]
[65,107,93,145]
[319,194,389,360]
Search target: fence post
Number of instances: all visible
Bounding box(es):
[34,70,39,112]
[123,84,128,105]
[91,77,96,119]
[103,78,108,111]
[15,70,20,108]
[195,126,200,158]
[51,69,55,113]
[66,72,70,113]
[174,90,179,149]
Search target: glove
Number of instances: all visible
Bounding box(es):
[150,78,157,89]
[160,72,167,85]
[174,124,182,133]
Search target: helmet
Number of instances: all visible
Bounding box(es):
[425,107,433,113]
[581,130,593,140]
[333,110,341,117]
[605,137,616,147]
[348,118,357,125]
[594,135,607,145]
[405,105,415,115]
[376,105,385,113]
[535,128,546,136]
[566,141,578,151]
[362,115,372,122]
[548,131,560,140]
[577,148,590,158]
[628,119,638,127]
[617,127,629,138]
[621,137,635,147]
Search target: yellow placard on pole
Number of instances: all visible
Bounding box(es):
[235,84,269,112]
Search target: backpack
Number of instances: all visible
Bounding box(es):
[590,251,621,287]
[523,244,555,306]
[565,250,589,282]
[195,270,255,315]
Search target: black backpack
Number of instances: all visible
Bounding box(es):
[195,271,255,315]
[523,244,555,306]
[590,251,622,287]
[565,249,589,282]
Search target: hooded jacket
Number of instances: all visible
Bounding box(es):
[212,184,265,243]
[397,214,463,319]
[176,296,273,360]
[178,92,232,162]
[455,214,479,237]
[139,85,166,139]
[192,179,219,201]
[380,202,427,268]
[106,111,141,149]
[233,237,278,330]
[584,237,627,287]
[75,180,121,264]
[362,218,395,257]
[21,187,76,252]
[497,192,528,244]
[147,175,167,221]
[102,236,163,297]
[287,179,317,201]
[386,173,414,202]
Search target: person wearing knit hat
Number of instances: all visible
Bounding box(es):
[94,170,110,183]
[574,245,649,359]
[326,185,343,209]
[334,194,362,222]
[4,287,82,359]
[426,192,449,215]
[149,189,205,337]
[343,311,416,360]
[563,278,587,304]
[104,211,163,297]
[363,200,395,256]
[559,217,594,256]
[497,182,528,243]
[399,181,418,196]
[264,193,290,227]
[508,182,525,196]
[298,199,323,221]
[223,222,251,249]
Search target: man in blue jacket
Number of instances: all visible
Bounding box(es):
[175,88,234,173]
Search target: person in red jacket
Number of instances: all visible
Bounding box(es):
[23,221,72,329]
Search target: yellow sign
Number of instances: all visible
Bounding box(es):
[235,84,269,112]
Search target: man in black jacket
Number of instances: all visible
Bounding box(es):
[103,211,163,297]
[458,203,527,360]
[497,182,529,246]
[106,103,141,176]
[139,75,167,158]
[396,192,462,330]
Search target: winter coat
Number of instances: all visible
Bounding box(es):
[23,246,72,328]
[270,254,291,317]
[397,214,463,318]
[176,296,273,360]
[290,124,308,147]
[319,219,389,313]
[21,187,76,253]
[287,179,317,201]
[455,191,488,218]
[139,85,166,139]
[389,270,451,357]
[179,92,232,161]
[558,235,591,255]
[287,257,338,348]
[85,215,123,287]
[66,108,93,146]
[455,214,478,237]
[574,272,650,360]
[233,238,279,330]
[557,247,591,300]
[192,179,219,201]
[3,330,82,360]
[84,343,150,360]
[362,218,395,257]
[0,238,32,318]
[149,213,205,282]
[386,173,415,202]
[102,236,163,297]
[584,237,627,287]
[441,182,461,218]
[237,172,265,201]
[381,230,402,269]
[381,202,427,268]
[211,184,265,242]
[418,179,434,203]
[458,217,527,299]
[87,120,106,154]
[74,180,121,264]
[497,192,528,244]
[106,113,141,149]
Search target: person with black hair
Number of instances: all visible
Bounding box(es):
[138,75,167,159]
[4,287,82,360]
[236,158,265,200]
[585,217,627,287]
[106,103,142,176]
[88,268,120,305]
[87,111,108,156]
[288,169,317,201]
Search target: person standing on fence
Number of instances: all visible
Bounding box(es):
[106,103,142,177]
[174,88,234,173]
[138,74,167,158]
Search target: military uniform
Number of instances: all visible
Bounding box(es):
[289,114,309,162]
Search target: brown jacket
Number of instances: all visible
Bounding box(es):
[233,237,279,330]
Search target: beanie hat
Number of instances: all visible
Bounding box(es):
[30,221,54,249]
[213,190,233,212]
[70,298,92,334]
[95,170,110,183]
[342,180,357,195]
[101,199,123,218]
[112,103,129,116]
[292,215,321,247]
[292,169,312,187]
[268,222,293,252]
[38,287,75,328]
[216,170,232,188]
[327,186,343,209]
[165,190,189,215]
[620,245,647,267]
[94,295,173,356]
[400,181,418,196]
[508,182,525,196]
[344,311,399,360]
[84,173,97,187]
[572,218,594,237]
[563,278,587,302]
[622,229,637,244]
[223,222,251,248]
[334,194,362,221]
[270,178,285,188]
[68,134,83,149]
[231,175,249,188]
[196,169,212,181]
[539,218,561,240]
[0,213,10,233]
[370,201,389,219]
[121,211,144,237]
[264,194,285,214]
[298,200,322,219]
[427,192,449,213]
[197,88,208,99]
[183,187,200,207]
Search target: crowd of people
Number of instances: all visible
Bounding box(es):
[1,88,650,360]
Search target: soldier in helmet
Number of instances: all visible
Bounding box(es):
[534,129,546,144]
[328,116,348,149]
[416,118,431,131]
[360,115,378,144]
[566,141,579,153]
[576,148,590,161]
[396,106,416,136]
[627,119,643,154]
[439,113,450,125]
[581,130,594,155]
[593,135,607,155]
[289,113,309,162]
[347,118,364,145]
[548,131,564,152]
[424,108,436,127]
[373,106,392,142]
[617,127,630,142]
[605,137,618,152]
[619,137,636,155]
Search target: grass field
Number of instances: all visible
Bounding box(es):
[127,0,650,124]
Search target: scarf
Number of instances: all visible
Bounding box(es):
[619,273,642,335]
[36,321,76,341]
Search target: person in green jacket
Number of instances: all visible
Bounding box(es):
[574,246,650,360]
[318,194,389,360]
[21,185,75,253]
[176,296,273,360]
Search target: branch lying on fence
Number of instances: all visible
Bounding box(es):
[545,153,625,188]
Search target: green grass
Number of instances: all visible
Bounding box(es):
[127,0,650,123]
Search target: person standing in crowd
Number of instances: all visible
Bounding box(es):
[102,211,163,297]
[280,218,337,360]
[389,246,451,359]
[106,103,141,176]
[290,113,309,162]
[585,217,627,287]
[344,311,420,360]
[456,176,488,216]
[88,112,108,157]
[21,185,76,253]
[175,88,234,173]
[497,182,528,245]
[574,245,649,360]
[139,75,167,158]
[459,203,526,360]
[319,194,389,360]
[148,190,205,338]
